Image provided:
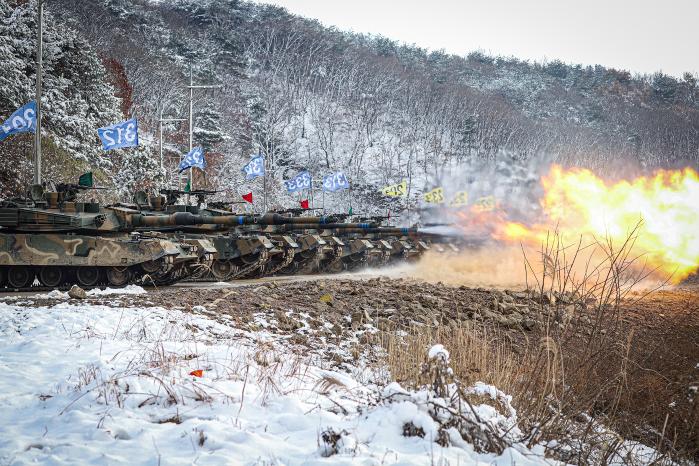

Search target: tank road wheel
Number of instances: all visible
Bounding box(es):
[141,259,162,274]
[240,253,261,265]
[106,267,130,287]
[211,260,235,281]
[76,268,100,287]
[39,267,64,288]
[326,260,345,274]
[189,262,210,280]
[8,267,33,289]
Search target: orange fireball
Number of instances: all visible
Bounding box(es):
[497,166,699,282]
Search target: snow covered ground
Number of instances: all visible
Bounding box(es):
[0,288,560,465]
[0,288,666,465]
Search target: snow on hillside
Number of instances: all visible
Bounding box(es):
[0,293,557,465]
[25,0,696,211]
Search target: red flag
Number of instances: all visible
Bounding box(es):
[300,199,309,209]
[242,192,253,203]
[189,369,203,377]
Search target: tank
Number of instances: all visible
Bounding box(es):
[122,191,344,281]
[278,224,436,268]
[117,189,443,280]
[270,221,392,273]
[0,184,217,289]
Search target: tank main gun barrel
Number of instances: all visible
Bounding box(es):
[256,213,337,225]
[277,222,379,232]
[274,223,419,235]
[130,212,340,228]
[131,212,256,228]
[345,227,419,235]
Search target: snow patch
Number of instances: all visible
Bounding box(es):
[428,343,450,361]
[33,285,147,300]
[87,285,147,296]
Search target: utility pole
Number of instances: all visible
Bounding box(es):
[158,108,186,186]
[309,179,314,212]
[259,148,267,212]
[186,66,220,202]
[34,0,44,185]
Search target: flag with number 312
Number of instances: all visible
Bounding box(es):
[97,119,139,151]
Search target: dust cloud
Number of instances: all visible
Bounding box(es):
[407,247,530,289]
[403,244,674,291]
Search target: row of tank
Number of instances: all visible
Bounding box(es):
[0,184,464,290]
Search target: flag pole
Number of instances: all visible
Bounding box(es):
[34,0,44,185]
[188,66,193,204]
[159,108,163,173]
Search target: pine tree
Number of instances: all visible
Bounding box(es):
[194,107,224,152]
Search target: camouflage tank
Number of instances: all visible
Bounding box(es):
[275,233,335,274]
[180,213,343,280]
[119,191,348,281]
[288,224,430,268]
[272,221,388,273]
[0,184,216,290]
[111,191,272,281]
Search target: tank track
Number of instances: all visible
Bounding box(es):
[184,249,271,282]
[259,248,296,277]
[232,249,272,279]
[0,268,153,293]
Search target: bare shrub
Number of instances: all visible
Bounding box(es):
[379,226,679,464]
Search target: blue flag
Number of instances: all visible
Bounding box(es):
[97,118,139,150]
[0,101,36,143]
[322,172,350,192]
[285,171,312,193]
[242,155,265,180]
[179,147,206,172]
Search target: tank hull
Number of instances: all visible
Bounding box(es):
[0,233,181,289]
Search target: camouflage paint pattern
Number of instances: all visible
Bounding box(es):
[0,233,180,267]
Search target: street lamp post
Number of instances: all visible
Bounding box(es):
[158,108,186,185]
[185,66,220,202]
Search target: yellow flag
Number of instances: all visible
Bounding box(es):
[472,195,496,212]
[381,180,408,197]
[423,187,445,204]
[449,191,469,207]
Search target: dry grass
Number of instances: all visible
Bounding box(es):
[375,225,683,464]
[377,322,522,396]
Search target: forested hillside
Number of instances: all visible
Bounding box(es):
[0,0,159,196]
[2,0,698,211]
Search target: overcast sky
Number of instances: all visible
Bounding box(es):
[255,0,697,78]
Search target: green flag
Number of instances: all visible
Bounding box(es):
[184,180,191,193]
[349,206,353,215]
[78,172,93,187]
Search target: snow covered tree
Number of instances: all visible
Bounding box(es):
[0,0,162,197]
[194,107,224,152]
[651,72,678,100]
